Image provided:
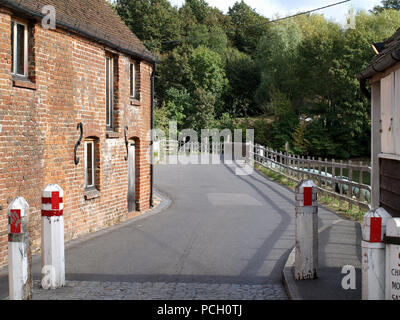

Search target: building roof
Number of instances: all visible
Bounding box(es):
[358,27,400,81]
[0,0,157,63]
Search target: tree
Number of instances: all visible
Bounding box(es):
[255,19,303,110]
[372,0,400,13]
[224,49,259,117]
[164,88,191,129]
[227,1,270,55]
[114,0,182,53]
[188,46,228,99]
[291,122,310,155]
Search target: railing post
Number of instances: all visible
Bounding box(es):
[361,207,391,300]
[339,160,344,208]
[41,184,65,289]
[8,197,32,300]
[348,160,353,211]
[295,180,318,280]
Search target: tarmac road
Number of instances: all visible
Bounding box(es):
[0,161,354,299]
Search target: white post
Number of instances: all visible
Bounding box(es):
[361,207,391,300]
[8,197,32,300]
[295,180,318,280]
[224,135,232,164]
[41,184,65,289]
[385,217,400,300]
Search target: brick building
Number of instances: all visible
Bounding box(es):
[0,0,157,268]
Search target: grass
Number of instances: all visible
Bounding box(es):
[255,163,366,222]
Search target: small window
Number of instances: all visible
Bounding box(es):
[84,140,95,189]
[106,56,114,129]
[130,62,136,98]
[11,21,28,77]
[130,61,140,100]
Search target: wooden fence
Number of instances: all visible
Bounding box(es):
[251,144,372,212]
[158,140,224,157]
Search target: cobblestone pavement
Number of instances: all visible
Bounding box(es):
[32,281,287,300]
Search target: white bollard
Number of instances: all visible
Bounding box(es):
[41,184,65,289]
[295,180,318,280]
[7,197,32,300]
[385,217,400,300]
[361,207,391,300]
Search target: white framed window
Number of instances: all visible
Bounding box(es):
[84,140,95,189]
[130,62,136,98]
[11,20,28,77]
[105,56,114,128]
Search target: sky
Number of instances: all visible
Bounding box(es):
[168,0,383,24]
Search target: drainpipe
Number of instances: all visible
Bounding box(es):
[150,62,156,207]
[359,78,371,101]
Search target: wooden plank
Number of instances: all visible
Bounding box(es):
[380,175,400,196]
[380,189,400,213]
[371,82,382,208]
[394,69,400,155]
[380,158,400,179]
[381,74,394,154]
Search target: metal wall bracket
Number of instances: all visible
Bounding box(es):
[124,126,129,161]
[74,122,83,165]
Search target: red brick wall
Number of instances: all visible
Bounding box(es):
[0,9,153,268]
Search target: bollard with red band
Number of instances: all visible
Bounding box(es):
[295,180,318,280]
[7,197,32,300]
[41,184,65,289]
[361,207,391,300]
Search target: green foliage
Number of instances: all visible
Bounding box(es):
[116,0,400,159]
[188,46,228,96]
[224,49,259,116]
[164,87,191,128]
[372,0,400,13]
[114,0,183,53]
[291,122,310,155]
[227,1,270,55]
[154,103,170,135]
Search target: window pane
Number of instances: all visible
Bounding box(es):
[11,22,14,73]
[16,24,25,75]
[130,63,134,97]
[106,58,110,126]
[86,143,93,187]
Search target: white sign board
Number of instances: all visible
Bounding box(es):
[386,218,400,300]
[386,244,400,300]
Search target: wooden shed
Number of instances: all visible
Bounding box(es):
[358,29,400,217]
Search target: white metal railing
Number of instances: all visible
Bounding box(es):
[251,144,372,211]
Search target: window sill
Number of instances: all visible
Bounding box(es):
[12,76,36,90]
[106,131,120,139]
[84,189,101,200]
[130,98,141,107]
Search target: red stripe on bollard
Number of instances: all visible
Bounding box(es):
[51,191,60,210]
[9,209,21,234]
[41,210,63,217]
[304,187,313,206]
[370,217,382,243]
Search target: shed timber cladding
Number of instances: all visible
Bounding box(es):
[0,0,157,62]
